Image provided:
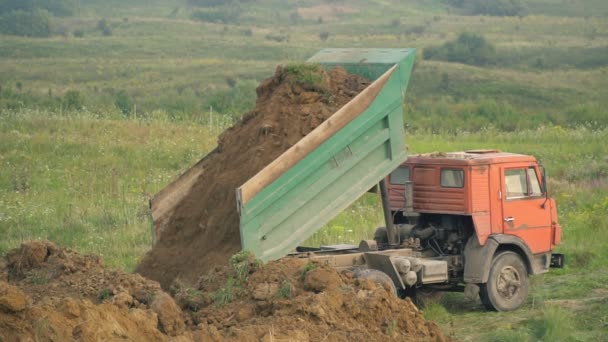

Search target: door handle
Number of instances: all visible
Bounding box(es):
[504,217,514,222]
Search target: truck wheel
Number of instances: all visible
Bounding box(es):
[479,251,529,312]
[354,269,397,295]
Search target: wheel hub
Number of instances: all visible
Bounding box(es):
[496,266,521,299]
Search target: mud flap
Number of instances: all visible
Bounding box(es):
[364,253,406,290]
[463,236,499,284]
[550,253,565,268]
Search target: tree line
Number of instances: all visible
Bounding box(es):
[0,0,77,37]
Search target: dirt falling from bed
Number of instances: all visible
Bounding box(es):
[135,65,371,289]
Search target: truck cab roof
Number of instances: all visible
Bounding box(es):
[405,150,537,166]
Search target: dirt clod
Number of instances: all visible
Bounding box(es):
[0,281,29,312]
[252,282,279,301]
[186,258,447,341]
[150,291,186,336]
[303,267,342,292]
[7,240,58,276]
[0,241,191,341]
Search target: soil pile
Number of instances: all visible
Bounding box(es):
[1,241,447,341]
[171,254,447,342]
[0,241,192,341]
[136,65,371,289]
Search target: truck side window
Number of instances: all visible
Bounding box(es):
[390,167,410,185]
[528,167,543,197]
[440,169,464,188]
[505,169,528,198]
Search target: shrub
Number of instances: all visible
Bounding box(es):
[97,19,112,36]
[469,0,528,16]
[446,0,529,17]
[284,63,325,88]
[319,31,330,41]
[276,280,292,299]
[73,29,84,38]
[404,25,425,35]
[204,79,257,117]
[265,32,289,42]
[210,278,237,306]
[191,8,241,24]
[63,90,84,110]
[115,90,133,115]
[423,32,496,66]
[98,288,112,301]
[300,262,316,280]
[0,9,52,37]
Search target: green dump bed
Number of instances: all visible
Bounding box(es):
[237,48,416,261]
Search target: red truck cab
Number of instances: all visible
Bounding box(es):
[388,150,561,250]
[383,150,563,311]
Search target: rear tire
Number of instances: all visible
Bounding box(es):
[480,251,529,312]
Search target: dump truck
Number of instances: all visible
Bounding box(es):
[154,48,563,311]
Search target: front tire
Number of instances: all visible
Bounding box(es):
[479,251,529,312]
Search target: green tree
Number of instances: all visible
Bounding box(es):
[0,0,76,17]
[423,32,496,66]
[0,9,51,37]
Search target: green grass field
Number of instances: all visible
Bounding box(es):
[1,0,607,340]
[1,112,606,340]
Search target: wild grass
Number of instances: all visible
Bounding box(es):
[0,110,218,270]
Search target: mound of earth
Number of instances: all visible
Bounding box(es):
[0,241,191,341]
[172,253,447,342]
[136,65,371,289]
[1,241,447,341]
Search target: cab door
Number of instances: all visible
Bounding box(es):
[501,165,552,253]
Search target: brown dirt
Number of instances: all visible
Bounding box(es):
[135,65,371,290]
[173,256,447,342]
[0,241,192,341]
[1,241,447,341]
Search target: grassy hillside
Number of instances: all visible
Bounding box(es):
[1,0,607,129]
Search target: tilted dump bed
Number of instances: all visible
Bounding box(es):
[237,48,416,261]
